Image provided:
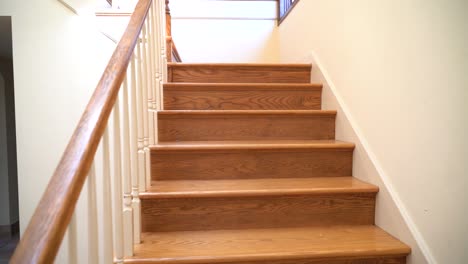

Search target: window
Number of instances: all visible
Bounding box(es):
[278,0,300,25]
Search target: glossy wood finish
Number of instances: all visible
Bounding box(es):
[165,2,181,62]
[167,63,312,83]
[171,41,182,62]
[166,0,171,40]
[137,63,410,263]
[163,83,323,110]
[140,178,377,231]
[142,177,378,198]
[138,63,410,263]
[10,1,152,263]
[158,110,336,141]
[151,140,354,180]
[141,193,376,232]
[125,226,410,263]
[166,36,182,63]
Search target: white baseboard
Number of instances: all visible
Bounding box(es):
[300,50,437,264]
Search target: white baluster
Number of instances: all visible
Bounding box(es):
[150,2,161,145]
[160,0,168,86]
[145,15,156,147]
[113,99,124,264]
[135,41,146,194]
[102,128,114,263]
[121,75,134,255]
[130,54,141,244]
[152,1,163,111]
[139,30,152,190]
[68,211,78,264]
[87,163,99,263]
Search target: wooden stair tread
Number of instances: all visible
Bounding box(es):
[158,109,336,116]
[152,140,355,151]
[164,82,323,91]
[141,177,378,198]
[144,61,410,262]
[126,226,410,263]
[168,63,312,68]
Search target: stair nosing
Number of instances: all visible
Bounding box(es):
[125,251,410,264]
[168,63,312,68]
[157,110,337,117]
[151,141,355,152]
[163,83,323,91]
[140,179,378,199]
[125,226,411,263]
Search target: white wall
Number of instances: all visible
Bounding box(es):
[278,1,468,263]
[170,0,279,63]
[0,0,115,243]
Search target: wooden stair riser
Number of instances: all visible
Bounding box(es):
[141,193,376,232]
[163,84,322,110]
[151,148,353,180]
[158,112,336,141]
[129,62,411,263]
[168,64,312,83]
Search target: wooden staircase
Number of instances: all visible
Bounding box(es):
[126,63,411,264]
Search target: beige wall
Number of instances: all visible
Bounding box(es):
[278,1,468,263]
[171,0,280,63]
[0,0,115,243]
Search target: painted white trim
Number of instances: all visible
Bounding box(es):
[56,0,119,45]
[305,50,437,264]
[57,0,97,16]
[172,16,276,21]
[57,0,79,15]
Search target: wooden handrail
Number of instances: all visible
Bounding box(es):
[166,36,182,62]
[10,0,152,263]
[164,0,181,62]
[171,40,182,62]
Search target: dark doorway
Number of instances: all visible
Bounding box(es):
[0,16,19,263]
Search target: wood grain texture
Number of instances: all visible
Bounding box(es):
[10,0,152,263]
[125,226,410,263]
[163,83,322,110]
[142,177,378,198]
[194,257,407,264]
[141,192,376,232]
[126,256,406,264]
[157,110,336,141]
[166,36,182,63]
[167,63,312,83]
[151,140,354,180]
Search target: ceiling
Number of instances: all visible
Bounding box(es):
[0,16,13,59]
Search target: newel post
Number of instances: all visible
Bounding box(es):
[165,0,173,62]
[165,0,171,38]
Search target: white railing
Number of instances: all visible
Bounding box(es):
[11,0,167,263]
